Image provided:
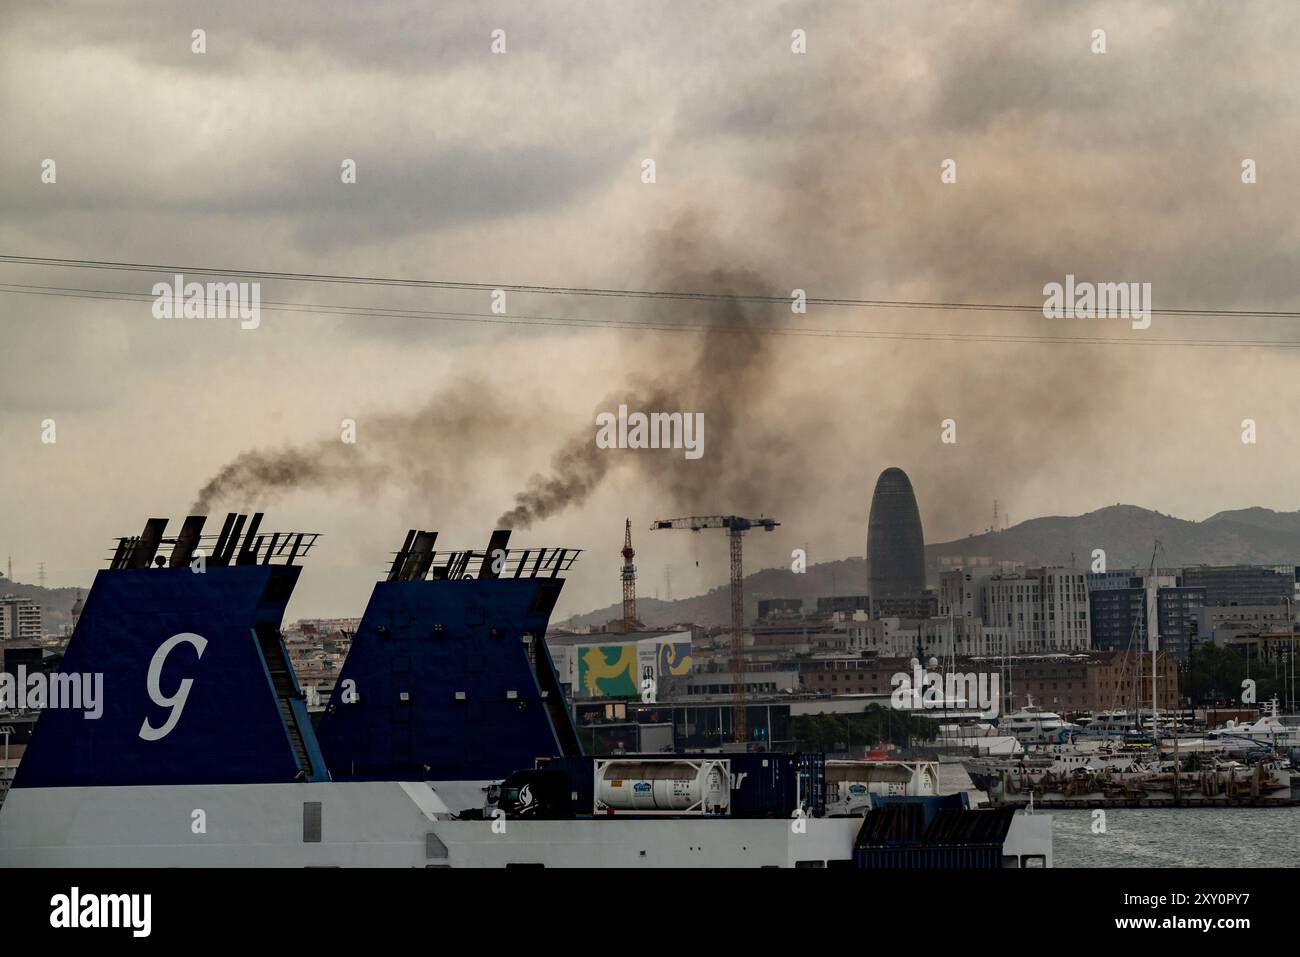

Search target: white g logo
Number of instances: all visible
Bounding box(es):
[138,632,208,741]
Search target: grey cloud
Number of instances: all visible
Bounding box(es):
[5,0,1300,619]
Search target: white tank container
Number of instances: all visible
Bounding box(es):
[594,759,729,815]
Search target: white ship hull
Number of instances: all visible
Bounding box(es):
[0,781,1052,868]
[936,734,1022,756]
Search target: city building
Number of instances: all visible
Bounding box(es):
[570,699,796,752]
[799,656,902,697]
[1085,568,1146,591]
[871,592,938,619]
[866,467,926,601]
[1087,579,1205,660]
[0,597,41,642]
[680,667,799,699]
[935,564,1088,655]
[1180,565,1294,607]
[1213,627,1299,667]
[816,595,871,615]
[938,562,1024,620]
[282,618,359,706]
[938,567,989,621]
[1199,604,1294,646]
[0,642,63,683]
[757,597,804,619]
[983,567,1090,653]
[974,651,1180,715]
[548,630,693,700]
[751,596,867,654]
[797,651,1179,714]
[847,616,1010,659]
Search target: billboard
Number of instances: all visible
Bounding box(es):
[579,644,639,697]
[570,635,693,699]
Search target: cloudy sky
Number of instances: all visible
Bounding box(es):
[3,0,1299,621]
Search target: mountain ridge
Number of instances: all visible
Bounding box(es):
[557,504,1300,630]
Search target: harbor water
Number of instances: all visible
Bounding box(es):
[1053,807,1300,867]
[937,761,1299,867]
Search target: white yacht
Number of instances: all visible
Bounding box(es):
[996,697,1079,744]
[933,722,1021,756]
[1211,698,1300,749]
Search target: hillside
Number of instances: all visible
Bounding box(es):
[557,505,1300,629]
[932,505,1300,571]
[0,577,81,636]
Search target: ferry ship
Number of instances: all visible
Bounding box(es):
[0,514,1052,868]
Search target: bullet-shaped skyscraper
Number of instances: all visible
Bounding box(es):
[867,467,926,600]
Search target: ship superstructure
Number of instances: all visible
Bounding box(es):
[316,527,581,784]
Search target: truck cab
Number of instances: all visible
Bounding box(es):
[484,768,575,819]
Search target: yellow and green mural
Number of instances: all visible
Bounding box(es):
[579,645,639,697]
[657,641,692,677]
[573,636,693,698]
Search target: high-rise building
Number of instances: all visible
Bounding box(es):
[1088,579,1205,660]
[1180,565,1293,607]
[866,467,926,602]
[0,596,42,641]
[983,567,1090,653]
[939,566,993,620]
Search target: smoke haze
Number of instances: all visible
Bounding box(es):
[5,1,1300,620]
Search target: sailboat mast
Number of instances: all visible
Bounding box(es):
[1145,541,1160,737]
[1134,624,1142,732]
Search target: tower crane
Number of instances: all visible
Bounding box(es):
[620,518,638,631]
[650,515,779,743]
